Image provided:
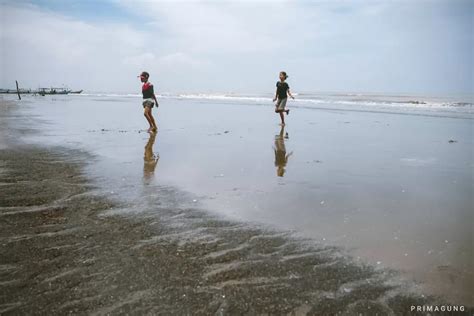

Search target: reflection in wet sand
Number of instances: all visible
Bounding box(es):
[2,99,472,313]
[143,132,159,183]
[0,146,437,314]
[274,126,292,177]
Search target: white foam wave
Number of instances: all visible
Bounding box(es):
[173,93,473,110]
[175,93,271,103]
[72,92,473,114]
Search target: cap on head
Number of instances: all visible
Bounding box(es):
[140,71,150,78]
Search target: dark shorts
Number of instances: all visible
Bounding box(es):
[142,98,155,109]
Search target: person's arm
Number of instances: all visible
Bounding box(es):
[287,89,295,99]
[151,85,159,105]
[273,88,278,102]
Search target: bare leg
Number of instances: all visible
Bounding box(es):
[144,108,153,132]
[148,108,157,131]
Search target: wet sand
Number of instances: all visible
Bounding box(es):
[0,146,438,315]
[0,96,472,314]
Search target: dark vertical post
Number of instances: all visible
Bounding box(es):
[15,80,21,100]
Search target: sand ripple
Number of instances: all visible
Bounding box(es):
[0,147,463,315]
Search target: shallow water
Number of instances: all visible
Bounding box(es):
[2,93,473,306]
[0,145,432,314]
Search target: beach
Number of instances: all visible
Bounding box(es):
[0,93,472,314]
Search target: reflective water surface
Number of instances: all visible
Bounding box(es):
[4,94,473,305]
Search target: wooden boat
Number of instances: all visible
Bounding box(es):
[37,88,71,95]
[1,87,82,95]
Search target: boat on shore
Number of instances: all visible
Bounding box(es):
[37,87,70,95]
[0,88,33,94]
[0,87,83,95]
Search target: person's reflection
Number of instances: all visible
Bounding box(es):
[274,126,292,177]
[143,132,159,183]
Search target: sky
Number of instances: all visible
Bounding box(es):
[1,0,472,95]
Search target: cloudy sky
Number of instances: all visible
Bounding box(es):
[1,0,472,95]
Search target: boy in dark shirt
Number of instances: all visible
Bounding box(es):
[273,71,295,125]
[139,71,158,133]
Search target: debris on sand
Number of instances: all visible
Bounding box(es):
[209,131,230,136]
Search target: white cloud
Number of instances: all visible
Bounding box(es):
[1,4,151,91]
[157,52,209,68]
[122,53,157,67]
[119,1,281,53]
[1,1,472,94]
